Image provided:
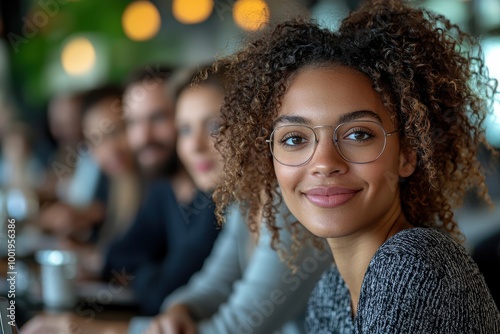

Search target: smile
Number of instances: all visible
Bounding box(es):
[194,161,215,173]
[302,187,361,208]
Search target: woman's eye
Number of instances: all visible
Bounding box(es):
[178,125,191,136]
[343,128,375,141]
[281,135,307,146]
[346,132,370,140]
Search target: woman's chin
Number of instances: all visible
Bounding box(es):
[299,218,357,240]
[197,181,216,193]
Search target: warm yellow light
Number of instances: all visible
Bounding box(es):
[61,37,96,76]
[173,0,214,24]
[233,0,269,31]
[122,1,161,41]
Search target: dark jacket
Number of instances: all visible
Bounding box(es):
[102,181,220,315]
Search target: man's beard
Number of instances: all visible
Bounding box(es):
[135,143,180,180]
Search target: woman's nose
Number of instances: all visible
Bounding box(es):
[191,129,208,153]
[308,132,348,177]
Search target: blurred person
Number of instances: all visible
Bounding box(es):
[48,94,83,152]
[0,122,46,189]
[39,93,104,211]
[41,93,86,196]
[61,85,141,278]
[36,89,114,239]
[82,86,139,246]
[123,66,191,191]
[98,65,220,315]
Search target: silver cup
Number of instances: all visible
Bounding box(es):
[36,250,77,311]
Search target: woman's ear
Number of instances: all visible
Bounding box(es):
[399,147,417,178]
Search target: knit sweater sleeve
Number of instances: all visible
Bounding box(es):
[355,228,500,334]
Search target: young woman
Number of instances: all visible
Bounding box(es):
[211,0,500,332]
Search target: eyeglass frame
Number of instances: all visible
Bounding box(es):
[266,120,399,166]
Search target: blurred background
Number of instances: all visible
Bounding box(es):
[0,0,498,248]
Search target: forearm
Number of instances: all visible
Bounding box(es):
[138,305,197,334]
[88,320,129,334]
[21,314,130,334]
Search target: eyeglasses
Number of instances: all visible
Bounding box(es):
[266,120,398,166]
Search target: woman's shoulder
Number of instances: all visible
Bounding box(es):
[376,227,466,263]
[385,226,454,244]
[364,227,483,289]
[368,227,482,283]
[358,227,500,332]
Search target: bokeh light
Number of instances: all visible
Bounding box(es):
[122,1,161,41]
[173,0,214,24]
[233,0,270,31]
[61,37,96,76]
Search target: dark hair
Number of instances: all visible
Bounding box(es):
[212,0,498,250]
[80,85,123,116]
[125,65,175,88]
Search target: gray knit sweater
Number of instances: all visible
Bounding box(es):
[306,228,500,333]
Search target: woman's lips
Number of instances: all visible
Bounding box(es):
[303,187,361,208]
[194,161,215,173]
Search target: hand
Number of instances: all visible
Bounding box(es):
[38,202,76,236]
[21,313,128,334]
[144,305,196,334]
[21,313,86,334]
[37,201,104,237]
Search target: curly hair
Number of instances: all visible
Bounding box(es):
[212,0,498,251]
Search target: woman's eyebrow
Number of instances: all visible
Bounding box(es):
[339,110,382,124]
[273,115,309,126]
[273,110,382,126]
